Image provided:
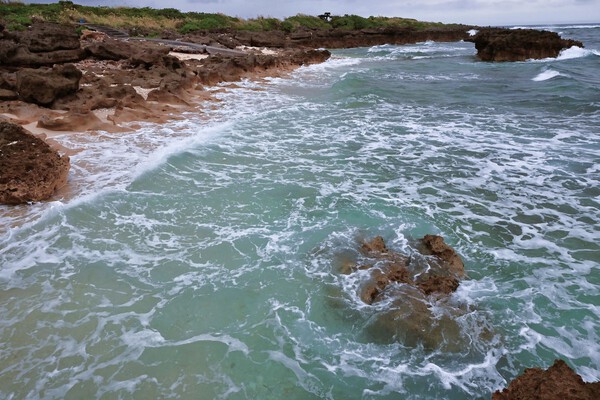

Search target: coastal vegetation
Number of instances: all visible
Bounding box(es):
[0,0,459,36]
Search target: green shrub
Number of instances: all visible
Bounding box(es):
[0,3,457,34]
[331,15,376,30]
[281,20,295,33]
[178,15,232,33]
[283,14,331,31]
[237,21,263,32]
[154,8,183,19]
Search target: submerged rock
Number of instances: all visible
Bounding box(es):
[342,235,485,350]
[357,235,465,302]
[0,121,70,204]
[493,359,600,400]
[467,28,583,61]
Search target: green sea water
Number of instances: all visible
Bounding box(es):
[1,25,599,399]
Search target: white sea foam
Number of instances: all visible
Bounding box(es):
[530,46,599,62]
[511,24,600,31]
[532,69,561,81]
[557,46,596,60]
[468,29,479,36]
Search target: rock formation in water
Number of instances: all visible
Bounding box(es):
[493,359,600,400]
[467,28,583,61]
[355,235,465,303]
[0,121,70,204]
[339,235,487,350]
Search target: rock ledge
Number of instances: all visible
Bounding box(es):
[0,121,70,204]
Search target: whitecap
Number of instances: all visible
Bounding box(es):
[468,29,479,36]
[532,69,561,81]
[511,24,600,31]
[556,46,595,60]
[529,46,598,62]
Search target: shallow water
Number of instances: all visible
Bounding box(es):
[1,25,599,399]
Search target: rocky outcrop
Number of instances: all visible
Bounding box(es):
[17,22,81,52]
[191,49,330,86]
[355,235,465,303]
[37,112,127,133]
[0,121,69,204]
[186,26,472,50]
[290,27,471,49]
[83,37,135,61]
[493,359,600,400]
[340,235,480,350]
[16,64,82,106]
[467,28,583,61]
[0,22,84,66]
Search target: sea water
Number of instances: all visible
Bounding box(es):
[1,25,599,399]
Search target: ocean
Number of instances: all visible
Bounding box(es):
[1,25,599,399]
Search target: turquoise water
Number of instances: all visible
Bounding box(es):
[1,26,599,399]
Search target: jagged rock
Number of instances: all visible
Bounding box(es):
[357,235,464,301]
[342,235,475,349]
[83,37,135,60]
[0,121,69,204]
[467,28,583,61]
[417,275,460,296]
[16,64,82,106]
[53,80,142,112]
[16,22,80,52]
[0,89,18,100]
[418,234,465,278]
[361,235,388,255]
[286,27,470,49]
[0,36,19,60]
[359,261,412,304]
[147,88,190,105]
[493,359,600,400]
[193,49,330,86]
[0,43,83,66]
[37,112,126,133]
[0,22,84,66]
[80,29,108,42]
[129,47,172,68]
[235,30,286,48]
[0,71,16,90]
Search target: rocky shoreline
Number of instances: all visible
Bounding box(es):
[1,22,584,204]
[0,23,475,204]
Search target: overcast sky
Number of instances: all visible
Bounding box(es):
[27,0,600,26]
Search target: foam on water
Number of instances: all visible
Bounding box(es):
[532,69,562,81]
[556,45,599,60]
[511,24,600,31]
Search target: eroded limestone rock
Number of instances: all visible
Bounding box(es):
[493,359,600,400]
[0,121,70,204]
[16,64,82,106]
[467,28,583,62]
